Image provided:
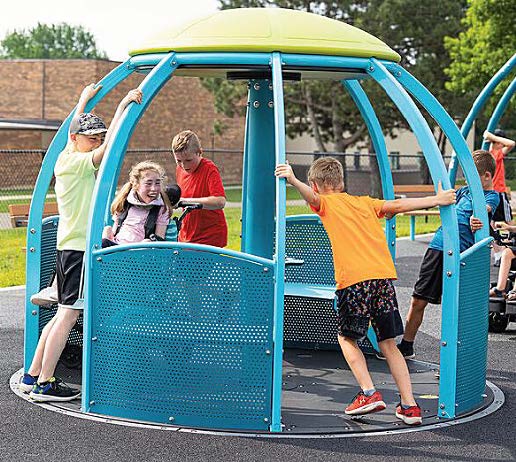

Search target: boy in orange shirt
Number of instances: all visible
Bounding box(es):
[275,157,455,425]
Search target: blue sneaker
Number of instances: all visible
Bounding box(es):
[29,377,80,402]
[19,373,38,393]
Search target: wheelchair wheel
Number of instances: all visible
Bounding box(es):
[59,344,82,369]
[488,312,509,333]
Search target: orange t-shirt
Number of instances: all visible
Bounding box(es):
[490,147,506,193]
[311,193,397,290]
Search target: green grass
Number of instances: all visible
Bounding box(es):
[0,207,442,288]
[225,186,303,203]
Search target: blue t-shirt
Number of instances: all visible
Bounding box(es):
[429,186,499,252]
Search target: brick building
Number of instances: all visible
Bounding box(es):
[0,59,247,188]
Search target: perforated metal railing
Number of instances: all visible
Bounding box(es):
[86,244,275,430]
[455,238,492,415]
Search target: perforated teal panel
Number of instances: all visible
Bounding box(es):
[40,216,59,289]
[456,242,491,415]
[88,245,274,430]
[285,216,335,285]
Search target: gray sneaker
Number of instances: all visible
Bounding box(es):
[30,283,58,306]
[376,342,415,360]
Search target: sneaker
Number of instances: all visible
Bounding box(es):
[345,391,386,415]
[30,285,58,306]
[19,373,38,393]
[29,377,80,402]
[376,342,415,360]
[395,403,422,425]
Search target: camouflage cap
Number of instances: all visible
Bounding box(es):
[70,113,107,135]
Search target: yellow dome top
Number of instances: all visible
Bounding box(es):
[129,8,400,62]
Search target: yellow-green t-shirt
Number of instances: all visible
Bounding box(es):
[54,143,98,251]
[313,193,397,290]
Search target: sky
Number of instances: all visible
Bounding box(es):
[0,0,220,61]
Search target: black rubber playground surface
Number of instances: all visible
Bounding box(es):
[1,236,515,460]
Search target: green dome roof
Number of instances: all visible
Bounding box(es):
[129,8,400,62]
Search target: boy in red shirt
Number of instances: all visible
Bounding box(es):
[171,130,227,247]
[275,157,455,425]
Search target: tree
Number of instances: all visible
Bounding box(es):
[0,23,107,59]
[445,0,516,138]
[205,1,468,192]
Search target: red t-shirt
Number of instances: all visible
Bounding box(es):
[176,157,228,247]
[491,147,506,193]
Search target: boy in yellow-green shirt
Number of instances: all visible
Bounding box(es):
[275,157,455,425]
[21,84,142,402]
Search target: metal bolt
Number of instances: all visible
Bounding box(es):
[441,411,446,416]
[92,336,98,341]
[29,247,35,253]
[169,416,175,422]
[32,310,37,316]
[264,418,269,423]
[460,262,466,267]
[397,71,402,77]
[391,241,395,246]
[30,228,36,234]
[447,250,453,255]
[439,403,445,409]
[268,101,274,108]
[446,271,452,277]
[253,101,260,108]
[94,244,99,249]
[89,400,95,406]
[96,257,102,262]
[172,61,177,65]
[391,224,395,229]
[269,83,273,90]
[173,250,179,255]
[265,349,271,355]
[442,341,447,347]
[253,82,260,90]
[263,267,269,272]
[369,65,375,72]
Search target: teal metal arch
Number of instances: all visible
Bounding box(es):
[449,53,516,184]
[24,50,492,432]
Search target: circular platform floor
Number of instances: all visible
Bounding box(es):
[10,348,504,438]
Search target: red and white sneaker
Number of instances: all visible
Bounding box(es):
[395,403,422,425]
[345,391,386,415]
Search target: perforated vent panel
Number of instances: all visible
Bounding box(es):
[456,243,491,415]
[285,217,335,286]
[88,246,274,430]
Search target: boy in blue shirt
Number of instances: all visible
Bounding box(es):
[392,150,499,359]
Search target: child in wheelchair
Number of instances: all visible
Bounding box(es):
[489,223,516,300]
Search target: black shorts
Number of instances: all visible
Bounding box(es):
[412,248,443,304]
[336,279,404,342]
[56,250,84,309]
[492,192,512,222]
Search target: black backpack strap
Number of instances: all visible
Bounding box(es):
[113,201,130,237]
[144,205,162,239]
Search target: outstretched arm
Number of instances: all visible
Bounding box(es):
[484,130,516,155]
[275,162,320,210]
[381,181,455,216]
[92,88,143,167]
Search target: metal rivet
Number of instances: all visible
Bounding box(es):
[253,101,260,108]
[391,241,395,246]
[32,310,37,316]
[391,224,395,229]
[460,262,466,267]
[30,228,36,234]
[264,418,269,423]
[94,244,99,249]
[89,400,95,406]
[446,271,452,277]
[439,403,445,409]
[481,394,487,398]
[29,247,35,253]
[169,416,175,422]
[96,257,102,262]
[172,61,177,65]
[397,71,402,77]
[369,66,375,72]
[447,250,453,255]
[263,267,269,272]
[265,350,271,355]
[269,83,273,90]
[253,83,260,90]
[442,341,447,346]
[92,336,98,341]
[173,250,179,255]
[441,411,446,416]
[268,101,274,108]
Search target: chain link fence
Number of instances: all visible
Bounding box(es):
[0,147,489,231]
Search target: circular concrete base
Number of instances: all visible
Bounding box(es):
[11,349,504,438]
